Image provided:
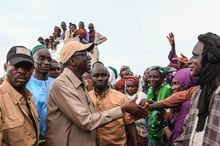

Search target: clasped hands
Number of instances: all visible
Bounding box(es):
[122,97,154,121]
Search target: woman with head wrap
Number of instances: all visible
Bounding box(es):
[114,78,126,93]
[161,68,197,146]
[125,76,148,146]
[107,66,118,86]
[120,65,133,79]
[147,66,172,146]
[76,21,89,44]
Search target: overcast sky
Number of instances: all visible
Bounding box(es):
[1,0,220,76]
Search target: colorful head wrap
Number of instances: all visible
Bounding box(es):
[114,78,126,89]
[54,26,61,31]
[76,29,86,38]
[149,66,166,77]
[126,76,139,86]
[32,45,48,55]
[173,68,197,89]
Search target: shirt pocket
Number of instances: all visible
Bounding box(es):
[2,106,26,145]
[3,124,26,146]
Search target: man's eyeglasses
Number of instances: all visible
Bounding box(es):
[72,51,91,57]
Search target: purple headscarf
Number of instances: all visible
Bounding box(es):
[164,68,197,146]
[173,68,197,89]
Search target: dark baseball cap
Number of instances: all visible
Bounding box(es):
[6,46,34,65]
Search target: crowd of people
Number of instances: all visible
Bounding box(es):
[0,24,220,146]
[36,21,107,66]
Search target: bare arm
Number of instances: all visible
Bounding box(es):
[126,123,138,146]
[141,86,197,111]
[149,102,168,111]
[158,86,197,107]
[167,32,178,65]
[95,32,107,45]
[167,32,175,54]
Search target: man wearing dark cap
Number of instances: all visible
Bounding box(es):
[174,32,220,145]
[26,44,54,145]
[0,46,39,145]
[46,41,148,146]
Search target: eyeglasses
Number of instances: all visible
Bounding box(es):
[72,51,91,57]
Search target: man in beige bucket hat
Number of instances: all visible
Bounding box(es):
[46,41,148,146]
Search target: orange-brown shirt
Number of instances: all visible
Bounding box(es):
[89,88,129,146]
[0,80,39,146]
[158,86,198,107]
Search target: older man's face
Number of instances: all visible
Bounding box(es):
[33,49,52,75]
[72,51,92,73]
[189,41,204,76]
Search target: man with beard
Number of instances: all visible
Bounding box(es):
[26,44,54,145]
[174,32,220,145]
[0,46,39,145]
[46,41,147,146]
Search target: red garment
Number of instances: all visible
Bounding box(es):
[126,76,139,86]
[127,135,147,146]
[54,26,61,31]
[114,78,126,89]
[76,29,86,39]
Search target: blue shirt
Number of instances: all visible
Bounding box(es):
[26,76,54,138]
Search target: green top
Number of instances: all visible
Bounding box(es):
[147,83,172,138]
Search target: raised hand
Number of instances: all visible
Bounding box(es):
[167,32,175,46]
[172,53,189,66]
[180,53,188,61]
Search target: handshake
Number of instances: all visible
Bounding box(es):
[121,96,154,120]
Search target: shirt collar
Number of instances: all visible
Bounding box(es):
[1,80,32,104]
[94,87,110,98]
[63,68,87,88]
